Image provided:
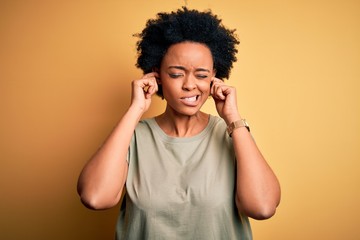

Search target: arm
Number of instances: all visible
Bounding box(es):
[211,78,281,220]
[77,73,158,210]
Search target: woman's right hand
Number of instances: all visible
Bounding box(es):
[130,72,159,113]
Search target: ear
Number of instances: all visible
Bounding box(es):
[152,67,161,84]
[212,68,217,79]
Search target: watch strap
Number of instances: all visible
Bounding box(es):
[227,119,250,137]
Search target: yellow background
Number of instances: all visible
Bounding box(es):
[1,0,359,239]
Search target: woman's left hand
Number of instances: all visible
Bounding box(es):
[211,77,241,124]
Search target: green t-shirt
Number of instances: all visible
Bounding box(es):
[116,115,252,239]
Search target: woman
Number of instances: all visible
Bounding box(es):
[77,7,280,239]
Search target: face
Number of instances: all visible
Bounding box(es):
[158,42,216,116]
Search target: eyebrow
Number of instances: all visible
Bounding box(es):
[168,66,210,72]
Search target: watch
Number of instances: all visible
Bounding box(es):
[227,119,250,137]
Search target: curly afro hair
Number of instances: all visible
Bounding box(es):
[134,7,240,97]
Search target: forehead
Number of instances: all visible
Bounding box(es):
[161,42,213,68]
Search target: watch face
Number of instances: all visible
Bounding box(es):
[243,119,250,132]
[243,119,248,127]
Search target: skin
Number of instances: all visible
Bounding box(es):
[77,41,281,220]
[155,42,215,136]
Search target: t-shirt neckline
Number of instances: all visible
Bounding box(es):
[146,115,217,143]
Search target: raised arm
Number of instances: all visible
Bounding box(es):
[77,73,158,210]
[211,78,281,220]
[230,124,281,220]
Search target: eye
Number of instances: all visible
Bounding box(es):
[196,75,208,79]
[169,73,183,79]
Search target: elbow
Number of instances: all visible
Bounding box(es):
[79,193,118,210]
[79,194,104,210]
[236,196,280,220]
[77,186,120,210]
[249,204,277,220]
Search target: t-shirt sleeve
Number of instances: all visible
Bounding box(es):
[126,133,136,164]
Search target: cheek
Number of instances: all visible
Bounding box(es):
[161,79,177,90]
[160,80,180,98]
[198,81,211,93]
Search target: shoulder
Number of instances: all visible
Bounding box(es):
[135,118,155,132]
[207,115,232,143]
[210,115,226,125]
[209,115,227,132]
[133,117,163,141]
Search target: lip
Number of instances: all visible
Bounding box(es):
[180,95,200,106]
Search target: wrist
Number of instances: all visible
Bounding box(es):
[227,119,250,137]
[127,104,145,120]
[223,113,241,125]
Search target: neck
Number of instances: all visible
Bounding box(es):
[155,107,209,137]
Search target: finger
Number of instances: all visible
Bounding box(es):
[214,85,226,100]
[210,78,224,94]
[211,80,225,98]
[143,71,159,79]
[143,72,154,78]
[139,76,155,87]
[142,79,158,99]
[210,80,218,96]
[147,81,158,96]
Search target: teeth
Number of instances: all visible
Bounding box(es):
[184,96,197,102]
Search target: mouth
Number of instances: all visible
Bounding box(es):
[182,96,198,102]
[180,95,200,106]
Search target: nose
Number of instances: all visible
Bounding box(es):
[182,75,196,91]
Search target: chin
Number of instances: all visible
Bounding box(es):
[176,107,203,117]
[166,99,207,117]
